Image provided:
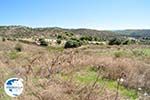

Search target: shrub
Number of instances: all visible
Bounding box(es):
[93,37,99,41]
[64,39,82,48]
[15,43,22,52]
[7,37,14,41]
[39,38,48,46]
[57,39,61,44]
[8,51,19,59]
[129,39,137,44]
[80,36,93,41]
[109,38,137,45]
[57,35,63,39]
[122,39,137,45]
[109,38,122,45]
[70,32,74,36]
[2,37,6,42]
[57,34,67,40]
[132,50,144,57]
[122,39,129,45]
[114,51,123,58]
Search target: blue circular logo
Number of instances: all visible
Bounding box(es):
[4,78,24,97]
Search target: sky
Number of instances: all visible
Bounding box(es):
[0,0,150,30]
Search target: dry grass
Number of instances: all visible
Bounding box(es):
[0,41,150,100]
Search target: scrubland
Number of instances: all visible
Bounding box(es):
[0,41,150,100]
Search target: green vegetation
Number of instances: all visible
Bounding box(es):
[109,38,122,45]
[7,51,20,59]
[47,46,64,52]
[115,30,150,38]
[80,36,93,41]
[39,38,48,46]
[64,32,74,37]
[2,37,6,42]
[132,48,150,57]
[55,65,138,100]
[0,89,11,100]
[64,39,82,48]
[109,37,137,45]
[0,26,150,100]
[57,34,64,40]
[56,32,74,40]
[113,51,125,58]
[75,67,138,99]
[80,36,104,42]
[56,39,61,44]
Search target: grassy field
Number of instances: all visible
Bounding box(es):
[0,40,150,100]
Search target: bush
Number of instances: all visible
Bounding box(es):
[57,34,66,40]
[8,51,19,59]
[93,37,99,41]
[64,32,74,37]
[109,38,137,45]
[57,35,63,39]
[109,38,122,45]
[7,37,14,41]
[122,39,129,45]
[57,39,61,44]
[15,43,22,52]
[39,38,48,46]
[80,36,93,41]
[114,51,123,58]
[122,39,137,45]
[2,37,6,42]
[64,39,82,48]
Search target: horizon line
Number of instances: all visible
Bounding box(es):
[0,24,150,31]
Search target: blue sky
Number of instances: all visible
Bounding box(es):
[0,0,150,30]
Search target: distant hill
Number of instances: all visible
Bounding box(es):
[0,26,117,40]
[2,26,150,40]
[115,30,150,38]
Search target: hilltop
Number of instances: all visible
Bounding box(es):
[1,25,150,39]
[0,26,116,39]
